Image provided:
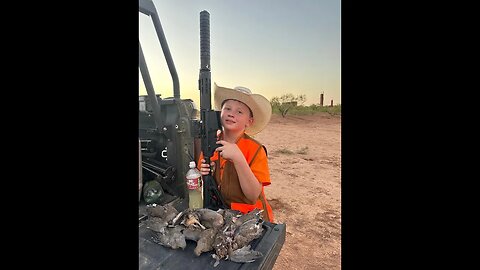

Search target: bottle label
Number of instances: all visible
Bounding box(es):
[187,177,199,190]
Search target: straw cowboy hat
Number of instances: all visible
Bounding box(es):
[214,83,272,135]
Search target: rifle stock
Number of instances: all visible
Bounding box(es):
[199,10,227,210]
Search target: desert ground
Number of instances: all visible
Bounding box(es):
[253,113,341,270]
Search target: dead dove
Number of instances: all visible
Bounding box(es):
[194,228,218,256]
[232,218,264,249]
[151,225,186,250]
[146,204,179,223]
[229,245,263,263]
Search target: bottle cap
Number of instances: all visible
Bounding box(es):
[189,161,196,168]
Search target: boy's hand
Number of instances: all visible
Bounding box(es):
[200,159,215,176]
[216,140,243,163]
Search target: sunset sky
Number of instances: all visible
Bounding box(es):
[139,0,340,106]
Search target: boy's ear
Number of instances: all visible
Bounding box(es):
[246,117,254,128]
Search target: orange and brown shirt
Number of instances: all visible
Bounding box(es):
[198,133,274,222]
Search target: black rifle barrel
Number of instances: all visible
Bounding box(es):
[199,10,214,159]
[199,10,211,113]
[200,10,210,72]
[199,10,226,210]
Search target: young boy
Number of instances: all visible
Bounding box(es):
[198,83,274,222]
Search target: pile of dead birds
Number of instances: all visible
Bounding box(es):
[144,204,264,267]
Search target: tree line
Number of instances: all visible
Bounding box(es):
[270,93,340,117]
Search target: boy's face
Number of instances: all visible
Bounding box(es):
[220,99,253,133]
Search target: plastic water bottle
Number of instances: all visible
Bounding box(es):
[186,161,203,209]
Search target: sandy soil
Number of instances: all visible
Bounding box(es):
[253,113,341,270]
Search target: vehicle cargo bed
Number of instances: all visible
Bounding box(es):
[139,210,286,270]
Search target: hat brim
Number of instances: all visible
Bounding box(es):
[214,83,272,135]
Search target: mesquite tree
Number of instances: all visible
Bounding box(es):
[271,94,306,117]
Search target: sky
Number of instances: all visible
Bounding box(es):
[139,0,341,106]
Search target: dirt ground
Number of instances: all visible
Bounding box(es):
[253,113,341,270]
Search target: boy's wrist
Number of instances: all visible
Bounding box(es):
[232,154,247,166]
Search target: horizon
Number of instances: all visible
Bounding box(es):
[139,0,341,106]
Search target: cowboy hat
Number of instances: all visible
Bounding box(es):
[214,83,272,135]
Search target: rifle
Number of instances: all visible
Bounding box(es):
[198,10,227,210]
